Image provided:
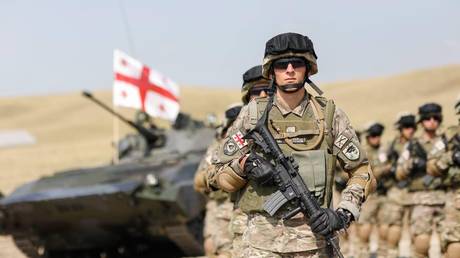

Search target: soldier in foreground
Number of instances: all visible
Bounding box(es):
[426,97,460,258]
[210,32,376,257]
[378,113,417,257]
[396,103,445,258]
[194,65,270,257]
[356,122,390,257]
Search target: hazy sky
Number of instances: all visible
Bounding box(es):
[0,0,459,96]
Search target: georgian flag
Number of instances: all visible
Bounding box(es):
[113,49,180,121]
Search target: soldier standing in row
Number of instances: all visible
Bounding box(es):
[378,113,417,258]
[194,65,270,257]
[356,122,389,257]
[396,103,445,258]
[427,97,460,258]
[210,32,376,257]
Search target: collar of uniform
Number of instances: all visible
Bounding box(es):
[273,91,309,117]
[418,131,441,144]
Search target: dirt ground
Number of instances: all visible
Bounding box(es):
[0,64,459,257]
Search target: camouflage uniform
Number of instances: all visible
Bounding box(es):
[376,135,406,227]
[396,132,445,239]
[428,124,460,251]
[210,92,374,257]
[194,140,234,257]
[358,142,388,225]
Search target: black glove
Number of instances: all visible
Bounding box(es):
[244,153,275,186]
[310,208,351,236]
[452,149,460,167]
[412,157,427,172]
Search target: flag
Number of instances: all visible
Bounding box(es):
[113,49,180,121]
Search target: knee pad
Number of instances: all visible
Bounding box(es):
[413,234,430,256]
[446,243,460,258]
[379,224,389,241]
[358,224,373,243]
[387,226,402,248]
[204,237,216,256]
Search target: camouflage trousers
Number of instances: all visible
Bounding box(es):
[358,193,380,224]
[377,187,405,226]
[439,188,460,250]
[203,198,233,256]
[406,190,446,237]
[230,212,340,258]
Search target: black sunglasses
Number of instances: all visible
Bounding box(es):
[421,115,441,122]
[272,58,306,70]
[249,86,271,96]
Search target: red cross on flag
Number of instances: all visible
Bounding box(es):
[113,49,180,121]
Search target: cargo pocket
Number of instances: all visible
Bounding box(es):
[291,150,326,205]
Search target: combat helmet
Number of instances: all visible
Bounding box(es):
[363,121,385,137]
[217,103,242,138]
[263,32,322,94]
[394,112,416,130]
[263,32,318,78]
[418,103,442,123]
[241,65,270,104]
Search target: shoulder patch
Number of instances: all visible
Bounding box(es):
[378,152,388,163]
[223,139,238,156]
[434,139,446,152]
[334,134,349,149]
[231,131,248,149]
[342,142,360,161]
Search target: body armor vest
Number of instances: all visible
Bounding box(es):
[237,95,336,215]
[443,125,460,189]
[408,137,442,191]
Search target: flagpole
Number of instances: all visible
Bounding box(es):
[113,98,120,164]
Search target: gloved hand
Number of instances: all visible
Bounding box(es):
[452,149,460,167]
[411,157,427,172]
[309,208,351,236]
[244,153,275,186]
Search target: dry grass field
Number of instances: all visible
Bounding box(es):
[0,64,459,257]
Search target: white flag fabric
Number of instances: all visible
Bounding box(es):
[113,49,180,121]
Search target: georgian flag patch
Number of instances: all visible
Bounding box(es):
[231,131,248,148]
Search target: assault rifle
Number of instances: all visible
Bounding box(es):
[244,96,344,258]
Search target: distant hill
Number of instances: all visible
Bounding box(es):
[0,64,458,258]
[0,64,459,194]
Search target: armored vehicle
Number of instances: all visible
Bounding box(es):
[0,92,214,258]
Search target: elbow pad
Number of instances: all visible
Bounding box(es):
[348,163,376,198]
[216,166,247,193]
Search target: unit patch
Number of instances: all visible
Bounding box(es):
[231,131,248,148]
[378,152,388,163]
[286,126,296,133]
[292,137,306,144]
[342,142,360,161]
[223,139,238,156]
[334,134,349,149]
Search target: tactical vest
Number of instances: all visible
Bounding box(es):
[236,95,336,215]
[408,136,443,191]
[442,125,460,189]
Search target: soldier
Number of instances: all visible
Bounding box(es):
[396,103,445,258]
[377,112,417,258]
[194,103,243,258]
[356,122,389,257]
[426,97,460,258]
[209,32,376,257]
[194,65,270,258]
